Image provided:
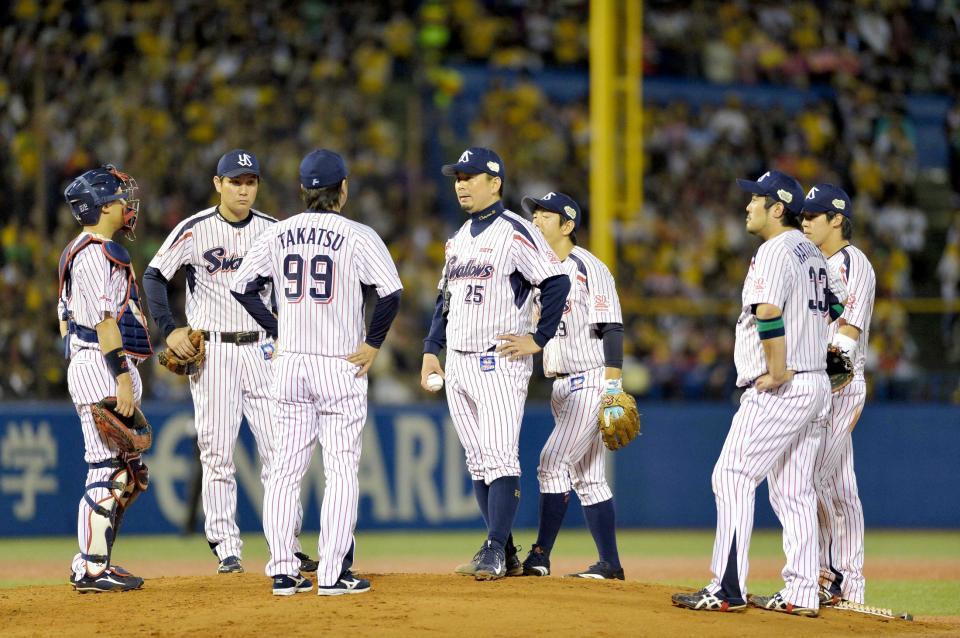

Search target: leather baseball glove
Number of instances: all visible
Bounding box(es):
[91,398,153,454]
[157,329,205,375]
[598,391,641,451]
[826,344,853,392]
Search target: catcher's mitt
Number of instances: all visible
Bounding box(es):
[598,392,641,451]
[826,344,853,392]
[157,329,205,375]
[91,398,153,454]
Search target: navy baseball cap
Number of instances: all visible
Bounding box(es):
[217,149,260,177]
[802,183,853,218]
[521,192,582,229]
[300,149,348,189]
[441,147,505,179]
[736,169,804,215]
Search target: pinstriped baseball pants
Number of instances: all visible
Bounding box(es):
[708,372,830,609]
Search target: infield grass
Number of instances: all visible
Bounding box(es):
[3,530,957,615]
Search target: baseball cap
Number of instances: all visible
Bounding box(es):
[300,149,348,189]
[736,169,804,215]
[217,149,260,178]
[801,183,853,218]
[441,147,505,179]
[521,192,582,229]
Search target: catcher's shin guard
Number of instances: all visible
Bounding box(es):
[81,457,148,576]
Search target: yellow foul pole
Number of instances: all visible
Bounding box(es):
[589,0,615,267]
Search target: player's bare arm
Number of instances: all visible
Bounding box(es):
[495,333,542,360]
[753,302,795,392]
[94,314,134,417]
[165,325,198,358]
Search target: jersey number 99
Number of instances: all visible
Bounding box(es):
[283,254,335,303]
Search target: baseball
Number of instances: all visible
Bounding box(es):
[425,373,444,392]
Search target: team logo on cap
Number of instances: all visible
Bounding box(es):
[542,192,556,200]
[312,178,320,186]
[563,205,577,219]
[458,150,473,163]
[237,153,253,167]
[758,171,771,182]
[806,186,819,200]
[486,161,500,173]
[832,198,846,210]
[777,189,793,203]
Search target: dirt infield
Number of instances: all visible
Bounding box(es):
[1,572,957,638]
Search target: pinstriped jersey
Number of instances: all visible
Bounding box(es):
[58,232,133,351]
[734,229,848,386]
[441,210,566,352]
[541,247,622,376]
[230,211,402,356]
[148,206,277,332]
[828,245,875,377]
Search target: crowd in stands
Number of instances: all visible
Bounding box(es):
[1,1,957,401]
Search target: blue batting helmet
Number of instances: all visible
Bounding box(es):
[64,165,140,234]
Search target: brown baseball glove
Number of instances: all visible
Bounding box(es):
[826,344,853,392]
[157,329,205,375]
[91,398,153,454]
[598,391,641,451]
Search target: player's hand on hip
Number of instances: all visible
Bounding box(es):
[166,326,198,358]
[754,370,795,393]
[420,353,445,390]
[115,373,135,417]
[495,333,541,360]
[347,342,379,377]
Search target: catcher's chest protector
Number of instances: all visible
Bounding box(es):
[59,235,154,359]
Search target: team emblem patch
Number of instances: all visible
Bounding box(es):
[776,189,793,203]
[832,198,846,210]
[479,355,496,372]
[594,295,610,312]
[569,375,585,392]
[260,342,275,360]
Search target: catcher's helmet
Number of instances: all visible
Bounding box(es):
[64,165,140,235]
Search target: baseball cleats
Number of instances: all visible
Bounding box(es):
[295,551,319,573]
[474,540,507,581]
[272,573,313,596]
[819,585,842,607]
[71,567,144,593]
[505,542,523,577]
[749,592,818,617]
[317,570,371,596]
[217,555,244,574]
[671,589,747,612]
[565,561,625,580]
[454,547,483,576]
[521,544,551,576]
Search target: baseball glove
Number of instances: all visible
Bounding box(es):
[157,329,205,375]
[826,344,853,392]
[91,398,153,454]
[598,392,641,451]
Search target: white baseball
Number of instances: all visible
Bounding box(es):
[425,373,444,392]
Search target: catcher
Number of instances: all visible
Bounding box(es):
[512,192,638,580]
[60,165,153,592]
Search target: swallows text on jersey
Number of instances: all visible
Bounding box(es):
[203,247,244,274]
[276,227,345,251]
[445,257,494,280]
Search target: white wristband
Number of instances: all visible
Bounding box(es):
[831,333,858,358]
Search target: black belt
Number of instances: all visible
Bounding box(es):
[201,330,261,345]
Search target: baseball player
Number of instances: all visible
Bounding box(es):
[520,192,626,580]
[421,147,571,581]
[143,150,316,575]
[59,165,152,592]
[231,149,402,596]
[672,170,847,617]
[801,184,876,606]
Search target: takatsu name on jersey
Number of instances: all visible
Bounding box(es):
[445,257,494,280]
[276,226,345,251]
